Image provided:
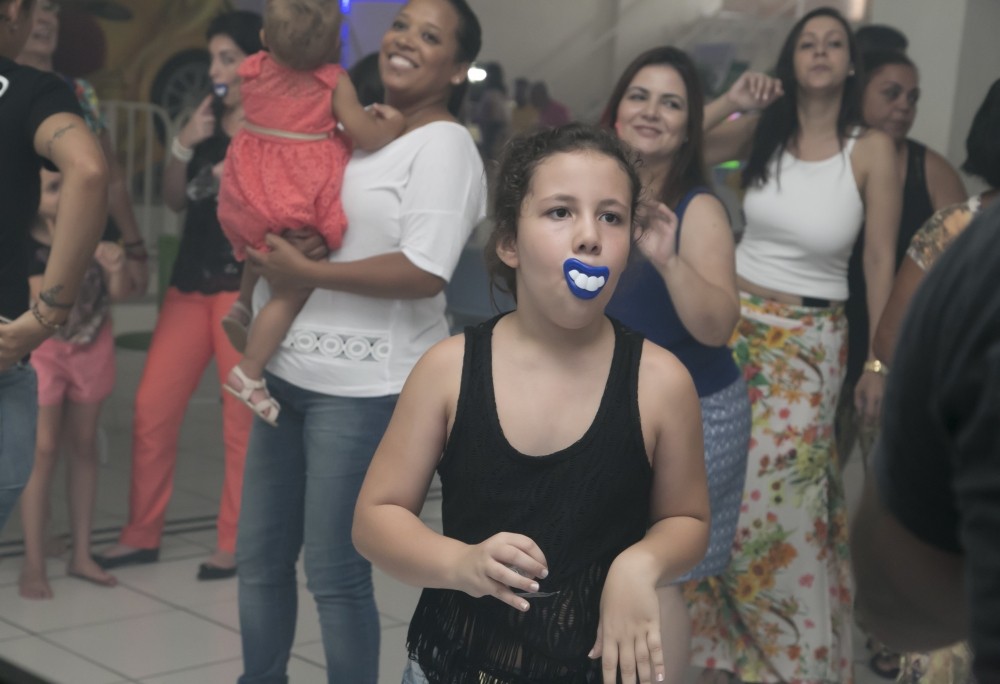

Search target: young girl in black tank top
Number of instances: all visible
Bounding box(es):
[353,124,710,684]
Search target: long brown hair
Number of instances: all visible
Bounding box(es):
[599,46,709,210]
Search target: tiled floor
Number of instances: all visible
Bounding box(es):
[0,299,885,683]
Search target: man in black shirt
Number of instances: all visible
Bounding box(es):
[0,0,108,529]
[852,202,1000,684]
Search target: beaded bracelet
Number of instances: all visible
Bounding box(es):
[170,136,194,162]
[31,301,63,331]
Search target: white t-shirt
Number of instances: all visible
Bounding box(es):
[255,121,487,396]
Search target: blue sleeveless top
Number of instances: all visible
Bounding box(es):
[606,187,740,397]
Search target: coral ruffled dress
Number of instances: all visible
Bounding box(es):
[218,52,351,259]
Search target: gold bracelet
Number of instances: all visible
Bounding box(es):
[31,301,63,331]
[863,359,888,376]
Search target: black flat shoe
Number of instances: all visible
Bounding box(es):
[197,562,237,581]
[92,547,160,570]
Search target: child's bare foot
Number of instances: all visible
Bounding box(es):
[223,365,280,426]
[19,566,53,600]
[67,557,117,588]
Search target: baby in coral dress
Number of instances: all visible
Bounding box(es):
[217,0,403,425]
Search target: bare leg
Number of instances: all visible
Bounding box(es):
[658,584,693,684]
[236,267,258,311]
[18,404,64,600]
[225,287,312,420]
[63,401,116,587]
[221,269,259,352]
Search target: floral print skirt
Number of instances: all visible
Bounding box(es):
[684,293,854,683]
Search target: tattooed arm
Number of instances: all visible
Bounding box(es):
[0,112,107,369]
[38,112,109,307]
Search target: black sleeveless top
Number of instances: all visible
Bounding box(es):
[845,139,935,387]
[407,315,652,683]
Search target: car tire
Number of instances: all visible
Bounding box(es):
[150,48,211,142]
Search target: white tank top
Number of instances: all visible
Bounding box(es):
[736,135,864,300]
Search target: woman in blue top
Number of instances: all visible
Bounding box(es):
[601,46,751,684]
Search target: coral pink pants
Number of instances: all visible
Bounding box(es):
[118,288,252,553]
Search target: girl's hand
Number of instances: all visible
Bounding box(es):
[454,532,548,612]
[178,95,216,149]
[212,160,225,179]
[94,241,125,272]
[245,234,315,293]
[726,71,784,112]
[855,368,886,422]
[635,202,680,271]
[282,228,330,261]
[369,102,403,124]
[590,555,664,684]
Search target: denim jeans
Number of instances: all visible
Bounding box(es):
[0,363,38,531]
[237,372,397,684]
[401,659,429,684]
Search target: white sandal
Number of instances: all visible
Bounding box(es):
[223,365,280,426]
[221,301,252,353]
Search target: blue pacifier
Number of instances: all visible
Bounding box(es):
[563,258,610,300]
[213,83,229,98]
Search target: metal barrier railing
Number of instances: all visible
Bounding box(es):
[99,99,183,248]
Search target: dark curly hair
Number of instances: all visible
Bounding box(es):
[485,123,642,302]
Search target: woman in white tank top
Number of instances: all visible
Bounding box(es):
[681,7,901,684]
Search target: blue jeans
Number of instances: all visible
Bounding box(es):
[237,372,397,684]
[0,363,38,531]
[401,659,429,684]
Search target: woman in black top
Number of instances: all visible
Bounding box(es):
[0,0,108,529]
[839,48,967,466]
[354,125,710,684]
[92,11,303,579]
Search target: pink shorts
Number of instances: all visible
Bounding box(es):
[32,320,116,406]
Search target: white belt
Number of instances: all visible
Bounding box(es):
[243,121,329,141]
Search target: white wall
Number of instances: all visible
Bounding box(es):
[467,0,617,121]
[950,0,1000,192]
[467,0,738,121]
[871,0,1000,192]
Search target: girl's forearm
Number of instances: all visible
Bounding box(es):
[353,504,468,590]
[617,516,710,588]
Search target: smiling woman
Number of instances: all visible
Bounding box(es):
[231,1,487,681]
[600,45,750,684]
